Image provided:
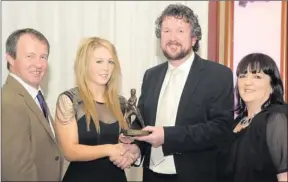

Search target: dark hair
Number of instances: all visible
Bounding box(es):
[235,53,285,116]
[155,4,202,52]
[6,28,50,70]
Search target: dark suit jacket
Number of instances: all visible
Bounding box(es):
[134,54,234,182]
[1,75,63,181]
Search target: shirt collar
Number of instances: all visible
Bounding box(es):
[167,51,195,73]
[9,73,42,100]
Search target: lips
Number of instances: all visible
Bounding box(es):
[167,41,181,46]
[31,71,41,76]
[168,45,179,52]
[99,74,109,79]
[244,89,254,93]
[169,44,178,48]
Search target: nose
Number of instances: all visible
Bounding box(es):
[243,75,253,85]
[170,32,177,41]
[34,58,43,69]
[102,61,109,71]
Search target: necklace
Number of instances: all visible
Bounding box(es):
[233,112,260,133]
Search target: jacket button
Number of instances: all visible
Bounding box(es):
[55,156,59,161]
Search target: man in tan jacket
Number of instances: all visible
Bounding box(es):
[1,28,63,181]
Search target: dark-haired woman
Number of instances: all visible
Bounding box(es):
[218,53,287,182]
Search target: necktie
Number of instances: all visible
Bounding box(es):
[151,68,179,167]
[36,90,48,120]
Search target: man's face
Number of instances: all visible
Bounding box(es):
[7,34,48,89]
[160,16,196,61]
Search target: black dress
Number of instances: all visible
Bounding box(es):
[57,88,127,182]
[218,104,287,182]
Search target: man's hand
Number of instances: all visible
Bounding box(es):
[133,126,164,147]
[110,151,133,170]
[125,144,140,162]
[118,133,134,144]
[110,143,140,169]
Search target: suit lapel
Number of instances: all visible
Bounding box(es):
[24,96,57,143]
[149,63,168,126]
[6,75,57,143]
[176,54,204,122]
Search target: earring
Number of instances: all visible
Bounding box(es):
[240,98,246,110]
[263,93,272,108]
[239,98,243,107]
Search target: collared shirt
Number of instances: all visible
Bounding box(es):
[149,52,195,174]
[10,73,55,136]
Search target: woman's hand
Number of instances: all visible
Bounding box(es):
[108,143,127,159]
[110,143,140,169]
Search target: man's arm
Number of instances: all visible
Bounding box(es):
[162,69,234,155]
[2,103,38,181]
[129,70,151,164]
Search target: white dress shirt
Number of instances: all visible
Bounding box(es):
[149,52,194,174]
[10,73,55,137]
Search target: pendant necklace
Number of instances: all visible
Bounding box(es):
[233,111,260,133]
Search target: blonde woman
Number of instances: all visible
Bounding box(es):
[55,37,139,182]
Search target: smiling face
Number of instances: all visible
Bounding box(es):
[160,16,196,61]
[237,70,272,106]
[7,34,48,89]
[86,46,115,87]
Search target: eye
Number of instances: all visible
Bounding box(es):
[238,74,246,78]
[254,75,262,79]
[96,60,103,64]
[108,60,115,64]
[41,55,48,60]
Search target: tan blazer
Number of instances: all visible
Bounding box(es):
[1,75,63,181]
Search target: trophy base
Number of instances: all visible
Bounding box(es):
[123,129,151,136]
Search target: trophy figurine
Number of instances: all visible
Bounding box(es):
[120,88,151,136]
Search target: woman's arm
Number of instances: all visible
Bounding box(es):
[266,111,287,182]
[55,94,126,162]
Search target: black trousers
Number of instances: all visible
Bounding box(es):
[143,168,178,182]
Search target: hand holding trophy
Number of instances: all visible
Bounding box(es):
[120,88,151,136]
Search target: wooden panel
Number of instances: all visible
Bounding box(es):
[223,1,234,71]
[287,1,288,102]
[207,1,220,62]
[280,0,287,102]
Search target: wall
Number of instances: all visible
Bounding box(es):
[233,1,282,78]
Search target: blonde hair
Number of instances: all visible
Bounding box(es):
[74,37,128,132]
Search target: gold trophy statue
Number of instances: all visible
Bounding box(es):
[120,88,151,136]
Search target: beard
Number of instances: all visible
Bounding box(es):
[162,41,192,61]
